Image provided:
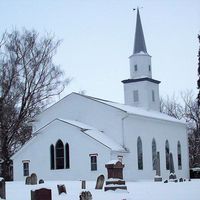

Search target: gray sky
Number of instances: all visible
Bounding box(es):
[1,0,200,103]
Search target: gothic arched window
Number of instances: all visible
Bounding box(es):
[137,137,143,170]
[177,141,182,170]
[50,144,55,170]
[152,138,157,170]
[56,139,64,169]
[165,140,170,170]
[65,143,70,169]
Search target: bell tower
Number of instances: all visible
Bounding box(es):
[122,8,160,111]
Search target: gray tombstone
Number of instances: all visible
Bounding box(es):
[0,178,6,199]
[39,179,44,184]
[57,184,66,195]
[25,176,31,185]
[81,180,86,189]
[169,153,177,180]
[79,191,92,200]
[154,152,162,182]
[31,188,52,200]
[31,173,37,185]
[95,175,105,189]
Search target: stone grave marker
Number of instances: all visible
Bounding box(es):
[95,175,105,189]
[79,191,92,200]
[81,180,86,189]
[169,153,177,181]
[57,184,66,195]
[39,179,44,184]
[31,188,51,200]
[25,176,31,185]
[179,178,183,182]
[104,160,127,191]
[31,173,37,185]
[154,152,162,182]
[0,178,6,199]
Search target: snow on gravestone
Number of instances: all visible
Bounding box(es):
[31,188,52,200]
[169,153,177,181]
[95,175,105,190]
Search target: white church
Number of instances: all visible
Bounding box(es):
[12,9,189,181]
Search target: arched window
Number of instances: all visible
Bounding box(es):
[165,140,170,170]
[137,137,143,170]
[50,144,55,170]
[56,140,64,169]
[65,143,70,169]
[152,138,157,170]
[177,141,182,170]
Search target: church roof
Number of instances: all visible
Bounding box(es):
[133,8,147,54]
[12,117,126,159]
[83,94,185,124]
[56,118,126,152]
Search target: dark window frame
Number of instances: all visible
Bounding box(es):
[90,155,97,171]
[23,162,29,176]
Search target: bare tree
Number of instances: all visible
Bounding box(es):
[161,91,200,168]
[0,29,69,180]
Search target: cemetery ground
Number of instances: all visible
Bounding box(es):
[3,179,200,200]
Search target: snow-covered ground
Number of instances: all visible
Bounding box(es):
[4,180,200,200]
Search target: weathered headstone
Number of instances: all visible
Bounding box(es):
[154,152,162,182]
[31,188,52,200]
[81,180,86,189]
[39,179,44,184]
[25,176,31,185]
[79,191,92,200]
[169,153,177,181]
[104,160,127,191]
[179,178,183,182]
[95,175,105,189]
[0,178,6,199]
[57,184,66,195]
[31,173,37,185]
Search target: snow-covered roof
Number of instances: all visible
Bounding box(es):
[85,95,185,124]
[12,118,126,159]
[57,119,126,152]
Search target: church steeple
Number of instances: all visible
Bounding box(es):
[133,8,147,54]
[122,8,161,111]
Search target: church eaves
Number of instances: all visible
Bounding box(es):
[133,8,147,54]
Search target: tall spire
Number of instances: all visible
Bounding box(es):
[133,8,147,54]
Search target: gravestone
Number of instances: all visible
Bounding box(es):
[31,173,37,185]
[25,176,31,185]
[0,178,6,199]
[154,152,162,182]
[31,188,51,200]
[169,153,177,181]
[39,179,44,184]
[81,180,86,189]
[179,178,183,182]
[95,175,105,189]
[79,191,92,200]
[57,184,66,195]
[104,160,127,191]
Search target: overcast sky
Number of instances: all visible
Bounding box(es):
[1,0,200,103]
